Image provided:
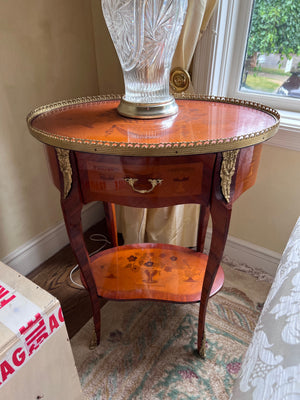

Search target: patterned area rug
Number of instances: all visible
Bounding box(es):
[71,264,271,400]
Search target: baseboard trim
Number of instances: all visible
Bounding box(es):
[1,202,104,276]
[205,229,281,282]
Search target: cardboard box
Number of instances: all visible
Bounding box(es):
[0,261,83,400]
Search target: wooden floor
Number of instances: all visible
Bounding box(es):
[27,219,122,339]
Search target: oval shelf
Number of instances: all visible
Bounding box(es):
[89,243,224,302]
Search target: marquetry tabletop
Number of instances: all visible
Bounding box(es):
[27,94,280,156]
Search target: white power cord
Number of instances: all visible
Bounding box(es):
[69,233,111,289]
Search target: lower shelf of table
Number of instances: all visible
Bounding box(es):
[88,243,224,302]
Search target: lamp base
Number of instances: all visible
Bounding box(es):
[117,97,178,119]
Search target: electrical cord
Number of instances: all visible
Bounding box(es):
[69,233,111,289]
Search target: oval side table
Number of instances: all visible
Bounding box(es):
[27,94,279,357]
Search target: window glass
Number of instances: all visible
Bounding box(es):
[240,0,300,99]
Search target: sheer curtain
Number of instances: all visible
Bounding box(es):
[117,0,218,246]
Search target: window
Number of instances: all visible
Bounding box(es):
[192,0,300,150]
[240,0,300,100]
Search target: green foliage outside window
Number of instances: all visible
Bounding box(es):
[247,0,300,60]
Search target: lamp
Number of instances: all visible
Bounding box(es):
[101,0,188,119]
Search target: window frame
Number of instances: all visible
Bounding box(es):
[192,0,300,151]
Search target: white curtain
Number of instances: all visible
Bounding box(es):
[117,0,218,246]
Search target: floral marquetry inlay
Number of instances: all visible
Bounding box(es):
[90,243,224,303]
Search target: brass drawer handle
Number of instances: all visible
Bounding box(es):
[124,178,163,194]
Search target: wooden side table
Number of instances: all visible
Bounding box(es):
[27,94,279,357]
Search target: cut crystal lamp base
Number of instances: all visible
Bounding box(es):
[117,97,178,119]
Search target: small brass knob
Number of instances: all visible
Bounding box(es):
[170,67,191,93]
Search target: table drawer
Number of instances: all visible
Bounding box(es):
[76,153,216,207]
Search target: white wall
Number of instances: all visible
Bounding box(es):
[90,0,124,94]
[0,0,99,268]
[229,143,300,254]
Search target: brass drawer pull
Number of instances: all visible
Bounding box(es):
[124,178,163,194]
